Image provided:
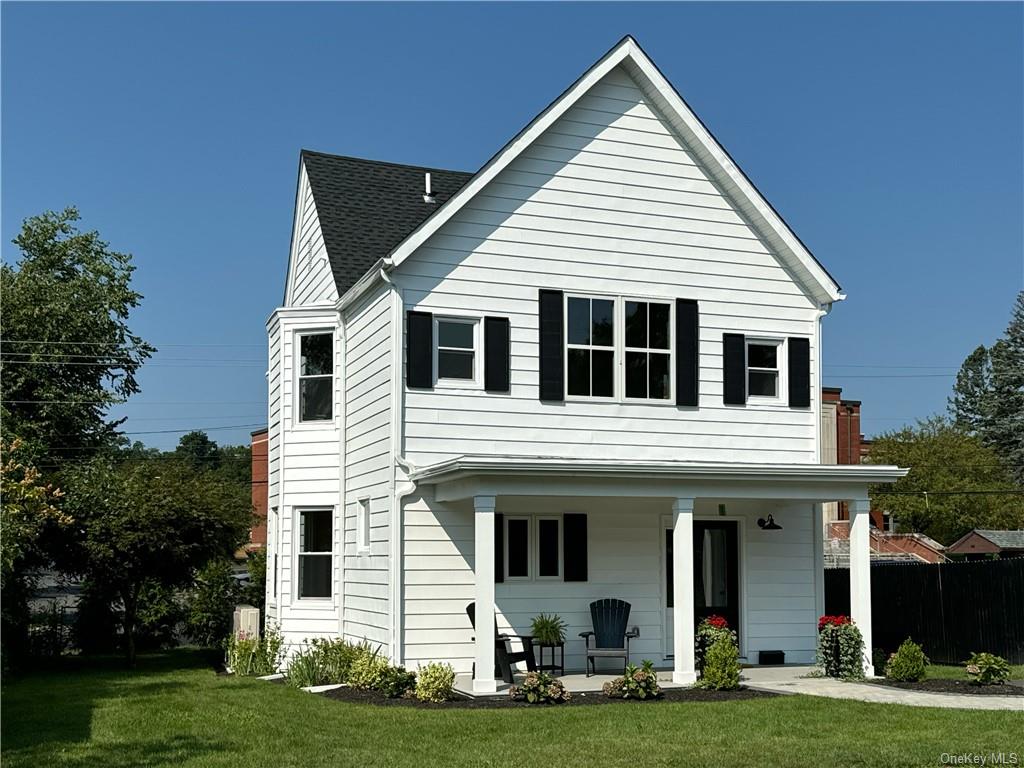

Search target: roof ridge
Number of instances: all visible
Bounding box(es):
[300,148,474,176]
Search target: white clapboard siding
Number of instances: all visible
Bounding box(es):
[265,318,282,623]
[285,162,339,307]
[403,495,820,672]
[397,64,820,467]
[271,310,343,648]
[341,284,393,653]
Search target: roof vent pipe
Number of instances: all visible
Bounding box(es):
[423,172,436,204]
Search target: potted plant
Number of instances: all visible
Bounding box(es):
[530,613,567,646]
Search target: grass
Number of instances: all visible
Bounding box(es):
[2,650,1022,768]
[925,663,1024,681]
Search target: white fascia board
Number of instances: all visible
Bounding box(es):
[384,36,843,306]
[335,258,388,314]
[266,304,339,330]
[410,455,908,486]
[282,158,309,307]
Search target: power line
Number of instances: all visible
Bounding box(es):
[1,339,263,348]
[3,399,266,405]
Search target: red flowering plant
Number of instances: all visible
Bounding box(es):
[815,614,864,679]
[696,615,738,673]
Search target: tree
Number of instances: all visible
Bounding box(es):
[0,208,153,461]
[175,430,222,469]
[987,292,1024,484]
[949,345,993,434]
[60,458,252,664]
[868,416,1024,544]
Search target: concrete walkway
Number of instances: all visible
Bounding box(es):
[742,666,1024,711]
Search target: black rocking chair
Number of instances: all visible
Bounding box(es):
[580,598,639,676]
[466,602,537,684]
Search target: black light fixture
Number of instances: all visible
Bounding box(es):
[757,514,782,531]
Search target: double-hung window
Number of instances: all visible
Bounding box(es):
[624,299,672,400]
[566,296,615,397]
[298,509,332,599]
[746,339,782,399]
[298,332,333,422]
[435,317,477,383]
[503,515,563,580]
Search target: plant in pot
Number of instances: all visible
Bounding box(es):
[530,613,567,646]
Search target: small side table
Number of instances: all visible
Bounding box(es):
[534,642,565,676]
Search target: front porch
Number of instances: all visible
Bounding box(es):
[407,456,906,694]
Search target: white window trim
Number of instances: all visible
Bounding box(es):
[504,516,532,581]
[535,516,563,580]
[294,328,336,427]
[563,293,675,405]
[622,296,674,403]
[432,315,482,389]
[356,497,371,554]
[745,337,785,405]
[295,507,334,602]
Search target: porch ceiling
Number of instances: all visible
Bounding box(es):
[408,455,908,503]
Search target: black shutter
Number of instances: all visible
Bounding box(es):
[538,289,564,401]
[563,513,588,582]
[788,337,811,408]
[722,333,746,405]
[676,299,699,407]
[494,513,504,583]
[484,316,510,392]
[406,310,433,389]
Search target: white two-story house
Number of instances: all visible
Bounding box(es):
[264,36,905,692]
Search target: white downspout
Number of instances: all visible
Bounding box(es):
[380,262,419,665]
[336,314,347,639]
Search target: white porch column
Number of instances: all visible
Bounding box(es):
[672,497,697,684]
[848,497,874,677]
[472,495,497,693]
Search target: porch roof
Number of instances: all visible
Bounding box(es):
[408,455,908,503]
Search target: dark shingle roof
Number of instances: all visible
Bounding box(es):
[976,530,1024,550]
[301,150,475,295]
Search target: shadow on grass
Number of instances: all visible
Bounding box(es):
[1,648,220,756]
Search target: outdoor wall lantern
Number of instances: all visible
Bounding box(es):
[757,514,782,531]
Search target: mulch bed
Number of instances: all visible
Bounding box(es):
[320,685,777,708]
[872,678,1024,696]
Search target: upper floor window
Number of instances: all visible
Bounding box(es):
[564,295,673,402]
[746,339,781,399]
[566,296,614,397]
[624,300,672,400]
[434,317,478,383]
[299,332,333,422]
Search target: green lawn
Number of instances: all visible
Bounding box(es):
[2,651,1021,768]
[925,663,1024,681]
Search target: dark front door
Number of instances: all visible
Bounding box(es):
[693,521,739,634]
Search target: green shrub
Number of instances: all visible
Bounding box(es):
[186,558,239,647]
[348,647,390,690]
[225,624,284,677]
[315,638,367,684]
[698,636,741,690]
[603,659,661,699]
[378,665,417,698]
[965,652,1011,686]
[695,615,737,672]
[529,613,566,645]
[816,615,865,679]
[884,639,929,682]
[415,662,455,702]
[286,644,326,688]
[509,670,571,704]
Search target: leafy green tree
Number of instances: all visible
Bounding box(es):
[60,458,252,664]
[868,416,1024,544]
[186,558,241,647]
[0,208,154,460]
[175,430,222,469]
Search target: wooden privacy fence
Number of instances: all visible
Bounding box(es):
[824,558,1024,664]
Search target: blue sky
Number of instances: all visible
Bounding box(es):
[3,2,1022,450]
